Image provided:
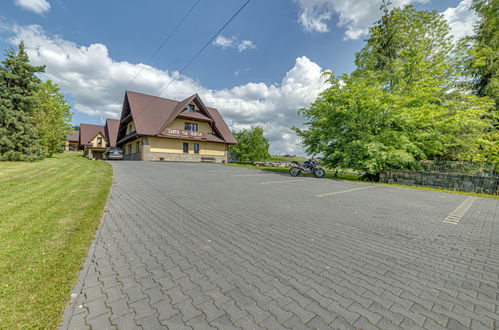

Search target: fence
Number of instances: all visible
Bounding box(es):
[380,161,499,195]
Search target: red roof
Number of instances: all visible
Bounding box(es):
[104,119,120,147]
[79,124,105,146]
[117,91,237,145]
[79,119,120,147]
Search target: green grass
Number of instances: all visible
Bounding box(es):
[228,162,360,181]
[0,152,113,329]
[227,163,498,199]
[268,155,307,162]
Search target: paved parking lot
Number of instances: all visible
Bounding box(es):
[62,162,499,329]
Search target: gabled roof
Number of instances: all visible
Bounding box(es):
[79,119,120,147]
[104,119,120,147]
[67,131,79,142]
[118,91,236,144]
[79,124,105,146]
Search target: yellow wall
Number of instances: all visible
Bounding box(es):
[90,133,107,148]
[124,138,142,154]
[126,121,136,134]
[167,118,213,134]
[149,137,226,156]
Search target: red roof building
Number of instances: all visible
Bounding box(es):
[79,119,120,159]
[116,91,236,162]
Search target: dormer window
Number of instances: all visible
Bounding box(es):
[188,104,195,112]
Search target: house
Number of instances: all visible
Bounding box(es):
[116,91,237,162]
[65,131,80,151]
[79,119,120,160]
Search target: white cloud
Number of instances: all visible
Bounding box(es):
[8,25,327,155]
[13,0,50,14]
[213,35,256,52]
[443,0,477,41]
[294,0,430,39]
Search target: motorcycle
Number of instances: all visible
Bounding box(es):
[289,158,325,178]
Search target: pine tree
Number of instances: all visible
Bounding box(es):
[467,0,498,104]
[0,42,45,161]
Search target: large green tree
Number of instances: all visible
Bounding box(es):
[0,42,45,161]
[464,0,499,166]
[466,0,498,104]
[33,80,72,157]
[354,2,454,92]
[231,126,270,162]
[295,4,495,178]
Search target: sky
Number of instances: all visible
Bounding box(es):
[0,0,477,155]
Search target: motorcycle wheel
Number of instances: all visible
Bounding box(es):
[289,167,301,177]
[314,168,325,178]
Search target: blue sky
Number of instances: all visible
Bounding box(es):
[0,0,475,155]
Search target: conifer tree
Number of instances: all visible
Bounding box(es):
[0,42,45,160]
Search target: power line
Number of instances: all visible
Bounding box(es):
[131,0,250,120]
[110,0,202,105]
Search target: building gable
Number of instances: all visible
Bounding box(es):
[88,132,108,148]
[116,91,237,146]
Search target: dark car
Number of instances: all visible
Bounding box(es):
[105,147,123,160]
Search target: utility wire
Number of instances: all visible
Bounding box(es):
[131,0,250,120]
[110,0,202,105]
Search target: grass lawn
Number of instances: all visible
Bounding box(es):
[227,163,498,199]
[0,152,113,329]
[268,155,307,162]
[228,162,360,181]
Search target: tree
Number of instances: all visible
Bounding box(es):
[466,0,498,105]
[33,80,72,157]
[461,0,499,166]
[0,42,45,161]
[354,3,454,93]
[295,5,495,178]
[231,126,270,162]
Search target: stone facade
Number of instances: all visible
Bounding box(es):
[380,170,499,195]
[134,145,227,163]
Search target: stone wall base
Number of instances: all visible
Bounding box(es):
[380,170,499,195]
[143,150,226,163]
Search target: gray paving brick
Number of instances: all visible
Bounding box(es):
[329,315,357,330]
[135,313,162,329]
[159,312,191,329]
[306,315,332,330]
[86,312,115,329]
[152,298,177,321]
[219,298,247,323]
[283,301,315,324]
[60,162,499,330]
[107,298,132,320]
[129,299,156,320]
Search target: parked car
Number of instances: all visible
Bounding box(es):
[104,147,123,160]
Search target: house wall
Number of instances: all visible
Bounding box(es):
[126,121,136,134]
[166,118,213,134]
[90,133,107,148]
[128,137,229,163]
[149,137,225,155]
[65,141,79,151]
[123,138,142,160]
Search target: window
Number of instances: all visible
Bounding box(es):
[183,143,189,153]
[97,136,102,145]
[188,104,195,112]
[185,122,198,131]
[127,144,131,155]
[136,141,140,153]
[194,143,199,154]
